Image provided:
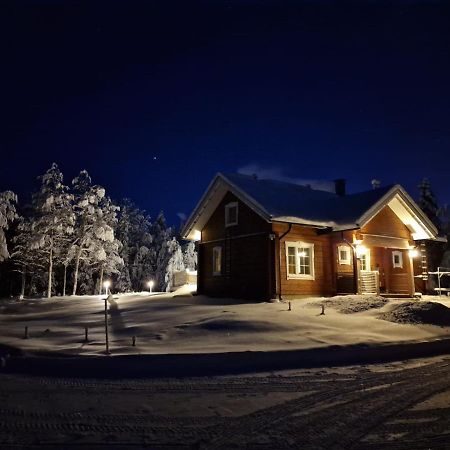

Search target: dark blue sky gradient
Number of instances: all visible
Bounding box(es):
[1,1,450,226]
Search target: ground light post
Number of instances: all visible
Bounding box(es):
[148,280,154,294]
[103,280,111,355]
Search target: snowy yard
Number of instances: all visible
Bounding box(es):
[1,288,450,357]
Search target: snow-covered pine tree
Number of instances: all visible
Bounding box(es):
[132,245,155,291]
[115,199,132,292]
[152,211,173,291]
[0,190,18,261]
[418,178,440,229]
[119,200,153,291]
[116,199,153,292]
[70,170,117,295]
[30,164,75,298]
[11,216,47,298]
[94,195,123,294]
[183,241,197,271]
[163,237,185,292]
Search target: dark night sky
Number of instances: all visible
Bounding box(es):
[1,0,450,227]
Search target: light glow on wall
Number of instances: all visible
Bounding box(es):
[355,244,368,257]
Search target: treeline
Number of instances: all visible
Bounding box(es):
[0,163,196,298]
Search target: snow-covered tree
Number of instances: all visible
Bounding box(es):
[93,196,123,294]
[130,245,154,290]
[115,200,133,292]
[30,164,74,298]
[152,212,173,290]
[69,170,118,295]
[163,237,185,292]
[0,191,18,261]
[418,178,440,229]
[11,216,47,298]
[183,241,197,271]
[115,199,153,292]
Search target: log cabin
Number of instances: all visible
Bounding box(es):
[181,173,439,301]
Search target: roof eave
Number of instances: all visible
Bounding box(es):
[180,173,222,239]
[220,173,272,222]
[356,184,438,240]
[181,173,272,240]
[271,216,336,228]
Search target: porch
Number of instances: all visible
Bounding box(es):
[336,236,416,297]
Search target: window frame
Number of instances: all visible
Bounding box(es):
[225,201,238,227]
[212,246,222,276]
[338,244,352,265]
[392,250,403,269]
[285,241,315,280]
[359,249,371,271]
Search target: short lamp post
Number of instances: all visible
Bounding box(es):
[103,280,111,354]
[148,280,154,294]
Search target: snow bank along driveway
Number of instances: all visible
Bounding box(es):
[0,291,450,357]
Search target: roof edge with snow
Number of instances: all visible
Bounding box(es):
[181,174,439,241]
[181,173,272,240]
[355,184,438,240]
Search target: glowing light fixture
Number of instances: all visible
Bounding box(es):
[409,248,419,258]
[193,230,201,241]
[148,280,154,293]
[103,280,111,295]
[355,244,368,257]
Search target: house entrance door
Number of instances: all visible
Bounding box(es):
[358,249,380,294]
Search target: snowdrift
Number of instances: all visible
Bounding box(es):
[380,301,450,326]
[311,295,388,314]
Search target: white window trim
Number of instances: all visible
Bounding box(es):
[359,249,371,271]
[225,202,238,227]
[285,241,315,280]
[392,250,403,269]
[338,244,351,265]
[212,246,222,276]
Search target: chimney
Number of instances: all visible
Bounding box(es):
[334,179,346,196]
[371,179,381,189]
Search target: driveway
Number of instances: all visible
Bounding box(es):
[1,356,449,449]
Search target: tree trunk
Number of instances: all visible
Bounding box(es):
[28,274,34,297]
[47,239,53,299]
[72,246,82,295]
[98,266,104,295]
[63,264,67,296]
[20,268,26,300]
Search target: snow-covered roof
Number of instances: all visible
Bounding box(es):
[182,173,438,241]
[223,173,395,227]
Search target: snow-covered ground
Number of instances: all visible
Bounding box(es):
[1,355,450,448]
[1,288,450,357]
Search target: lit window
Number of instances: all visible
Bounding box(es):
[225,202,238,227]
[285,242,315,280]
[213,246,222,276]
[392,250,403,268]
[359,250,371,271]
[338,245,351,265]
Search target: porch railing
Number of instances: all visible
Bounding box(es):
[360,270,380,295]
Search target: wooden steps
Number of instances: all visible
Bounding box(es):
[360,271,379,295]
